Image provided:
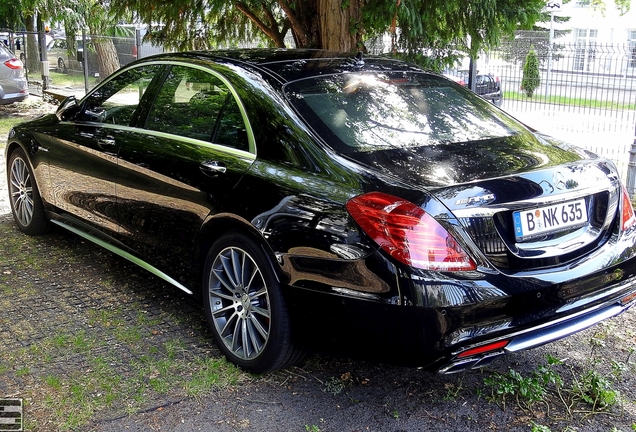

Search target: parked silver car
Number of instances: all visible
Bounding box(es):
[0,43,28,105]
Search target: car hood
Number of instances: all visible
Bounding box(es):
[347,132,592,189]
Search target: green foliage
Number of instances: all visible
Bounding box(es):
[521,46,541,97]
[108,0,548,55]
[109,0,275,50]
[530,422,552,432]
[368,0,546,58]
[484,367,551,409]
[572,370,619,411]
[483,353,623,418]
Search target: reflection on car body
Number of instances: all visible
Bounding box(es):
[5,49,636,375]
[443,69,503,106]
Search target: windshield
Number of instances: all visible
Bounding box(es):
[285,72,525,153]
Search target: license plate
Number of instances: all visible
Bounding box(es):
[513,199,588,241]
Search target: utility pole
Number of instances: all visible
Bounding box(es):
[545,10,555,98]
[36,14,49,91]
[544,0,562,98]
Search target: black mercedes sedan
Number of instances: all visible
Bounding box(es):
[6,49,636,374]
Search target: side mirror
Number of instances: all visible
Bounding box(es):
[56,96,80,121]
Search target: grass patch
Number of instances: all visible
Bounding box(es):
[0,116,19,139]
[504,90,636,111]
[48,70,99,89]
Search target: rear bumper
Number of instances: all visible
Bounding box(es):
[437,279,636,374]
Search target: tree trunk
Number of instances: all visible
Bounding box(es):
[91,35,120,78]
[24,14,41,74]
[317,0,361,52]
[278,0,320,48]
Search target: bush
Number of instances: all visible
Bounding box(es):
[521,46,541,97]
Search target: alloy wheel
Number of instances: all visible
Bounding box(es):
[9,156,35,227]
[208,246,271,361]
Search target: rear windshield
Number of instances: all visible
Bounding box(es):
[284,72,525,153]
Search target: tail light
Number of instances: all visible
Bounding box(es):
[346,192,477,271]
[621,186,636,231]
[457,340,509,358]
[4,58,23,70]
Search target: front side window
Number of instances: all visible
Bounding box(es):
[78,64,162,125]
[144,65,248,150]
[285,72,522,154]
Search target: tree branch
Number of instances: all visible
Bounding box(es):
[235,2,284,46]
[277,0,310,46]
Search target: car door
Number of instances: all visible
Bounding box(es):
[44,64,163,234]
[114,63,255,277]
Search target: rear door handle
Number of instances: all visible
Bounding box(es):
[200,161,227,175]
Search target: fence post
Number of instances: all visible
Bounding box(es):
[135,28,142,60]
[82,29,89,94]
[628,125,636,199]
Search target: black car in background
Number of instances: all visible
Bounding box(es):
[444,70,503,106]
[6,50,636,374]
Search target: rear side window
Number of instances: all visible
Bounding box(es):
[144,65,248,151]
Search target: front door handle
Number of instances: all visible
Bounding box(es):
[200,161,227,175]
[97,137,116,148]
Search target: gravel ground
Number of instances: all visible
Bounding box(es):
[1,99,635,432]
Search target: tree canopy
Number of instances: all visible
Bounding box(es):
[109,0,547,59]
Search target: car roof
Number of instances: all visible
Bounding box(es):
[140,49,420,84]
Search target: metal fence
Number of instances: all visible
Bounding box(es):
[481,35,636,182]
[2,29,163,95]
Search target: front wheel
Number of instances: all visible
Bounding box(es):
[492,93,503,107]
[203,231,304,373]
[7,148,49,235]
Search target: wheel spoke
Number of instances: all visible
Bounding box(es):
[244,266,260,292]
[220,254,240,290]
[209,289,236,302]
[220,310,240,337]
[232,317,244,353]
[211,302,236,317]
[251,305,270,319]
[248,314,269,340]
[230,249,244,288]
[245,318,263,355]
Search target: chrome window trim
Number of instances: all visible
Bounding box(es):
[73,59,257,156]
[58,121,256,160]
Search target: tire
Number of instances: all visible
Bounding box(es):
[492,93,503,107]
[7,148,49,235]
[203,231,304,373]
[57,58,67,73]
